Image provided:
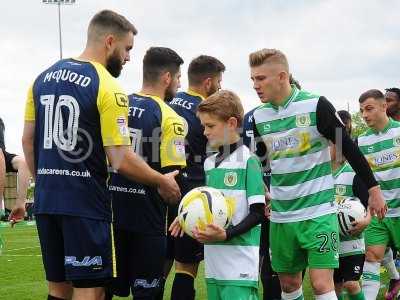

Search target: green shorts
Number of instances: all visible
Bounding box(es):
[206,281,258,300]
[365,216,400,249]
[270,213,339,273]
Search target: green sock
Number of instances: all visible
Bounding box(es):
[337,293,345,300]
[348,291,365,300]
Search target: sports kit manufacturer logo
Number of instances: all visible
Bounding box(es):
[224,172,237,187]
[393,136,400,147]
[296,113,311,127]
[263,123,271,132]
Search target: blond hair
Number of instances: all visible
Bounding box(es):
[197,90,244,126]
[249,48,289,72]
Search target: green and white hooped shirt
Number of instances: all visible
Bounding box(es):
[253,86,336,223]
[333,163,365,257]
[204,145,265,288]
[357,118,400,218]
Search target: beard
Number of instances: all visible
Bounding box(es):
[206,83,219,97]
[165,83,177,102]
[106,50,123,78]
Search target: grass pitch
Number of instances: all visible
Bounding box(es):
[0,223,389,299]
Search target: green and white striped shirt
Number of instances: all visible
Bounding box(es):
[358,118,400,217]
[333,163,365,257]
[253,86,336,223]
[204,145,265,287]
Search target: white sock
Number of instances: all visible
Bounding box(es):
[362,261,380,300]
[282,287,304,300]
[382,248,400,280]
[315,290,337,300]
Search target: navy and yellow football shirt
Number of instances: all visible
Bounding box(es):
[168,90,208,182]
[110,93,187,234]
[24,58,130,221]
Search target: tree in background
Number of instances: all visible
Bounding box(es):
[351,112,368,138]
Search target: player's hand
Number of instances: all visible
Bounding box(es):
[368,186,387,220]
[169,217,184,237]
[158,170,181,205]
[349,209,371,236]
[264,191,272,219]
[8,203,26,228]
[193,224,226,243]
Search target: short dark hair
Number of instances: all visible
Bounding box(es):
[89,10,137,37]
[385,88,400,101]
[359,89,384,103]
[143,47,184,84]
[188,55,225,85]
[337,110,351,124]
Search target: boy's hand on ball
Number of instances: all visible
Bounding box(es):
[193,224,226,243]
[169,217,184,237]
[349,209,371,236]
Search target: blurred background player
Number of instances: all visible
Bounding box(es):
[250,48,385,300]
[0,116,30,224]
[358,90,400,300]
[331,111,370,300]
[109,47,186,300]
[0,118,5,218]
[166,55,225,300]
[23,11,181,300]
[172,89,266,299]
[385,88,400,121]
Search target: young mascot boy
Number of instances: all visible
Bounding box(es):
[171,90,266,299]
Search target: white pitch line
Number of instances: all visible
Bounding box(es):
[4,246,40,252]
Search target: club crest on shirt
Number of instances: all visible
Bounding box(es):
[296,113,311,127]
[335,185,347,196]
[224,172,237,187]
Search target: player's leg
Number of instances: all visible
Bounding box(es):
[334,263,344,299]
[260,220,281,300]
[131,234,166,300]
[63,216,113,300]
[303,214,339,299]
[171,233,203,300]
[362,216,390,300]
[36,214,73,299]
[8,154,30,221]
[383,247,400,300]
[340,254,365,300]
[383,217,400,300]
[0,149,5,217]
[270,221,306,299]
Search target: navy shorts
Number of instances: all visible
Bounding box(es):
[166,180,204,263]
[36,214,113,283]
[334,254,365,283]
[111,228,166,298]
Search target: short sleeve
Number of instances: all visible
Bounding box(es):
[159,113,187,168]
[95,65,130,147]
[24,84,35,121]
[246,156,266,205]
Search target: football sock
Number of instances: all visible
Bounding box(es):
[315,290,337,300]
[382,248,400,280]
[362,261,380,300]
[337,293,345,300]
[171,272,195,300]
[281,287,304,300]
[348,290,366,300]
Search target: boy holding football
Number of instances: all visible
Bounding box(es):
[171,90,266,300]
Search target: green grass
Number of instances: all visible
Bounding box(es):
[0,223,390,299]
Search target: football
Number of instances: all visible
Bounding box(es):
[337,197,367,236]
[177,186,234,238]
